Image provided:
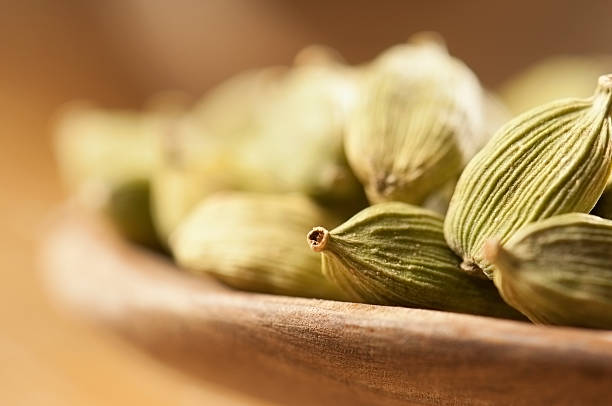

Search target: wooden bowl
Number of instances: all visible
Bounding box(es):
[39,208,612,405]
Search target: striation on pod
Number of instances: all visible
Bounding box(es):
[345,34,486,205]
[307,202,524,319]
[485,213,612,328]
[171,192,347,300]
[445,74,612,279]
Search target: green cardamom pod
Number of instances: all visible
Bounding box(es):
[105,179,160,249]
[152,67,287,241]
[171,192,347,300]
[499,55,612,115]
[151,116,240,242]
[190,66,287,137]
[344,35,486,205]
[54,104,175,248]
[233,52,363,205]
[445,74,612,279]
[307,202,524,319]
[484,213,612,329]
[153,55,366,240]
[54,105,166,190]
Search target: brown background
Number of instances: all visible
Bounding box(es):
[2,1,612,404]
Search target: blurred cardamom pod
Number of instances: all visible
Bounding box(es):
[233,50,363,204]
[307,202,524,319]
[105,179,160,248]
[54,104,179,248]
[151,66,289,241]
[345,34,487,205]
[190,66,288,137]
[484,213,612,329]
[499,55,612,115]
[445,75,612,279]
[171,192,347,300]
[151,116,240,242]
[153,50,366,241]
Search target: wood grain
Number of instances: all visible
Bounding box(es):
[40,209,612,406]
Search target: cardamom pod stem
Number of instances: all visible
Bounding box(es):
[308,202,525,319]
[484,213,612,329]
[445,74,612,279]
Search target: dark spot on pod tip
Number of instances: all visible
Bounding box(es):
[307,227,329,252]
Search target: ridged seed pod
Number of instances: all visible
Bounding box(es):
[152,54,366,241]
[345,35,486,204]
[445,75,612,279]
[151,67,287,241]
[150,117,239,242]
[54,105,166,191]
[54,104,176,248]
[484,213,612,328]
[105,179,160,248]
[233,50,363,205]
[171,192,346,300]
[307,202,524,319]
[499,55,612,115]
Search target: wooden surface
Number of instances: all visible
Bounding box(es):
[5,2,612,405]
[40,209,612,406]
[0,4,270,405]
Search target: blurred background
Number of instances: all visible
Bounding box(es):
[2,1,612,404]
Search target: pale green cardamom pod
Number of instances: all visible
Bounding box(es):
[150,117,240,242]
[54,104,176,248]
[105,179,160,249]
[484,213,612,329]
[445,74,612,279]
[190,66,288,137]
[307,202,524,319]
[499,55,612,115]
[345,35,486,205]
[171,192,347,300]
[233,52,363,205]
[151,67,287,241]
[152,55,366,241]
[54,105,166,191]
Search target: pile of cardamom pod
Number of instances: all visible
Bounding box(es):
[55,33,612,329]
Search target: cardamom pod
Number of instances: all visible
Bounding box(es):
[344,34,486,205]
[190,66,287,137]
[153,54,366,240]
[105,179,160,249]
[54,105,166,190]
[233,51,363,205]
[499,55,612,115]
[171,192,347,300]
[445,74,612,279]
[151,116,239,241]
[152,66,288,241]
[484,213,612,328]
[54,104,175,248]
[307,202,524,319]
